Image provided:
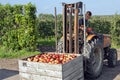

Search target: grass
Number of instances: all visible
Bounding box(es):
[0,37,56,59]
[0,47,40,59]
[37,37,55,46]
[111,45,120,49]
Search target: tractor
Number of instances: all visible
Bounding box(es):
[56,2,118,79]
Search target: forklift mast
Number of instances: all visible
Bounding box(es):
[62,2,83,53]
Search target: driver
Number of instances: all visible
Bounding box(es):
[79,11,92,28]
[79,11,93,34]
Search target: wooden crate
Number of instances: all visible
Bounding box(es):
[19,53,84,80]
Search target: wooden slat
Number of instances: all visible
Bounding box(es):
[32,75,62,80]
[19,72,31,80]
[62,55,82,71]
[20,72,62,80]
[64,68,83,80]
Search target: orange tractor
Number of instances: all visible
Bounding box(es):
[57,2,117,79]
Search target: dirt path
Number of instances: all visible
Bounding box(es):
[96,49,120,80]
[0,49,120,80]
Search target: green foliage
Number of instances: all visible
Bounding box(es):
[0,2,120,55]
[17,3,37,51]
[37,20,55,38]
[2,29,19,51]
[37,14,63,39]
[89,16,111,34]
[0,3,37,51]
[57,14,63,39]
[13,5,23,15]
[37,14,55,39]
[38,14,54,21]
[110,14,120,47]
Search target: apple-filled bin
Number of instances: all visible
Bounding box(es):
[18,52,84,80]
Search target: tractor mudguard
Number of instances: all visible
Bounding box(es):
[103,34,111,48]
[86,34,96,42]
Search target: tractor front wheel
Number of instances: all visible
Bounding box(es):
[107,48,117,67]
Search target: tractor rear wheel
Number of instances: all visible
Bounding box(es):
[107,48,117,67]
[85,38,104,79]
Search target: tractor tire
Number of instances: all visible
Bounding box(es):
[107,48,117,67]
[85,38,104,79]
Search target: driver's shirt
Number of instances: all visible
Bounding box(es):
[79,18,88,27]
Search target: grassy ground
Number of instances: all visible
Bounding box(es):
[111,43,120,49]
[37,37,55,46]
[0,47,40,59]
[0,38,55,58]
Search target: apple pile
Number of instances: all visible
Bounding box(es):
[27,53,77,64]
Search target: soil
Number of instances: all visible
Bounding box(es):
[0,46,120,80]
